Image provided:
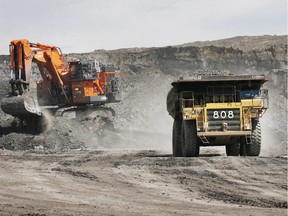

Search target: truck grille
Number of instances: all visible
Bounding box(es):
[207,109,240,131]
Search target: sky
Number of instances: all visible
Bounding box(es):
[0,0,287,54]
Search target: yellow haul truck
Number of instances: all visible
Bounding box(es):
[167,74,269,157]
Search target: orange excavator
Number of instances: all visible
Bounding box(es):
[1,39,121,118]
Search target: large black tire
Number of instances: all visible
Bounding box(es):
[172,118,182,157]
[226,137,240,156]
[246,119,261,156]
[181,120,199,157]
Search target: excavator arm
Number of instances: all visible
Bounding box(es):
[9,39,33,95]
[2,39,70,117]
[9,39,70,95]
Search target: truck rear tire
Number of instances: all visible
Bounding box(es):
[246,119,261,156]
[181,120,199,157]
[226,137,240,156]
[172,118,182,157]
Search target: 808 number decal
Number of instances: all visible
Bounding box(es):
[213,110,234,119]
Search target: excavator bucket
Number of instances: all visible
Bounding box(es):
[1,92,42,117]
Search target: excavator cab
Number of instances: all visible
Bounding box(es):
[69,60,121,105]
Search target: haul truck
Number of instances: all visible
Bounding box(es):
[167,74,269,157]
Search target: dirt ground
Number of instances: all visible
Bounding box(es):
[0,149,286,216]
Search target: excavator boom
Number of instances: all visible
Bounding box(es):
[2,39,72,117]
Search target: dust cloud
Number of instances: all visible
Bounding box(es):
[40,109,53,133]
[260,99,287,157]
[89,70,174,152]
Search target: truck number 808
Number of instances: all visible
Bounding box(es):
[213,110,234,119]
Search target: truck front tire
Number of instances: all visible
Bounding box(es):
[172,118,182,157]
[240,119,261,156]
[181,120,199,157]
[246,119,261,156]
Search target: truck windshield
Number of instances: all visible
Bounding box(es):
[240,89,259,99]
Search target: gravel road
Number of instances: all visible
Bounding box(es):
[0,150,286,216]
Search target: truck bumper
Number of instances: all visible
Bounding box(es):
[198,131,251,137]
